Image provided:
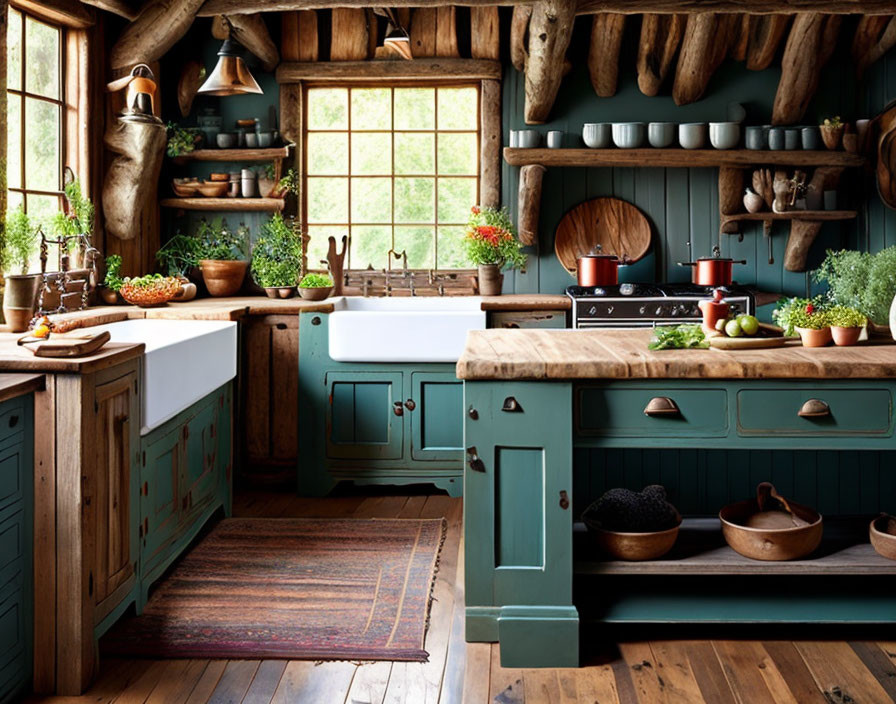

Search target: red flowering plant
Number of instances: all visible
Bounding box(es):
[772,296,829,335]
[463,206,527,270]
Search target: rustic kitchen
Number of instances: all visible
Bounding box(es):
[0,0,895,702]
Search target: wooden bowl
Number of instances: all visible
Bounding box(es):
[870,515,896,561]
[172,179,200,197]
[583,517,681,561]
[298,286,333,301]
[720,498,823,561]
[208,172,229,182]
[197,181,228,197]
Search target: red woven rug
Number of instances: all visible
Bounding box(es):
[101,517,446,661]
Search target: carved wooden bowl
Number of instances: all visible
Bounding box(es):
[870,515,896,561]
[720,497,823,561]
[583,517,681,561]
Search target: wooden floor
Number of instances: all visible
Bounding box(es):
[27,490,896,704]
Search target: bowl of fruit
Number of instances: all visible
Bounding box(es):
[119,274,183,308]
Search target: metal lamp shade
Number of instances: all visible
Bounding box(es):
[384,25,412,61]
[198,40,263,96]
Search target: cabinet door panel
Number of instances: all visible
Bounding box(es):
[326,372,403,460]
[141,426,181,572]
[0,441,24,515]
[410,372,463,461]
[184,399,218,516]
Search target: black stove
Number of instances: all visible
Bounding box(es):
[567,283,755,329]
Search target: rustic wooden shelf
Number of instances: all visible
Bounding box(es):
[160,197,285,212]
[723,210,858,222]
[503,147,865,169]
[574,518,895,576]
[173,146,291,162]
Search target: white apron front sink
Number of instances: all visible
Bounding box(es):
[80,319,237,435]
[327,296,486,363]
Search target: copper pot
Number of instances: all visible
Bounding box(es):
[678,248,746,286]
[577,254,619,287]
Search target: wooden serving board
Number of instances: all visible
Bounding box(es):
[554,197,652,275]
[19,330,111,358]
[709,324,787,350]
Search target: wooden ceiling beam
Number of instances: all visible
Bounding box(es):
[198,0,522,16]
[227,13,280,70]
[78,0,138,21]
[14,0,95,27]
[276,58,501,82]
[110,0,205,69]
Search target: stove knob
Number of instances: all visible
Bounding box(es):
[620,283,634,296]
[607,305,614,315]
[671,306,679,316]
[589,305,597,315]
[655,306,663,316]
[639,305,647,315]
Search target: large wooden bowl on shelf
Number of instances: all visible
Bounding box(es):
[583,516,681,561]
[870,515,896,561]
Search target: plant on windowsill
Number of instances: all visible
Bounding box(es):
[2,206,40,332]
[773,296,831,347]
[48,174,95,266]
[156,234,203,301]
[825,305,867,347]
[196,218,249,297]
[298,272,334,301]
[251,214,303,299]
[463,206,527,296]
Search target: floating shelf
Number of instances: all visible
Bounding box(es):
[723,210,858,223]
[173,146,292,162]
[160,197,285,212]
[573,518,894,576]
[503,147,865,169]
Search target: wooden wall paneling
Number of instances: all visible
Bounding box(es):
[282,10,318,62]
[524,0,576,123]
[435,6,459,57]
[270,316,300,461]
[510,5,531,71]
[471,6,500,60]
[587,13,626,97]
[480,79,502,208]
[410,7,437,57]
[281,10,299,59]
[244,319,272,462]
[330,8,369,60]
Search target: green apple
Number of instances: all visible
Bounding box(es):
[737,314,760,336]
[715,317,729,332]
[725,318,744,337]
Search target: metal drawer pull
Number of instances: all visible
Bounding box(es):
[559,490,570,510]
[393,401,404,417]
[643,397,680,417]
[798,399,830,418]
[404,399,416,411]
[466,446,486,473]
[502,397,523,413]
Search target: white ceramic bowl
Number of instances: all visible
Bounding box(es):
[612,122,646,149]
[648,122,676,148]
[583,123,611,149]
[679,123,707,150]
[710,122,741,150]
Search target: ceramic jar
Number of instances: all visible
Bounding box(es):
[745,126,765,150]
[743,188,764,213]
[241,168,258,198]
[796,326,832,347]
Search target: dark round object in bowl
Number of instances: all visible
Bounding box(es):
[264,286,296,299]
[582,485,680,533]
[298,286,333,301]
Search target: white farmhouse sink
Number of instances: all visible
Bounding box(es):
[80,319,237,435]
[327,296,486,363]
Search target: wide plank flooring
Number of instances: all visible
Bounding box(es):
[26,490,896,704]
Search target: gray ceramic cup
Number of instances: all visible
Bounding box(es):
[801,126,820,150]
[583,123,611,148]
[518,129,541,148]
[745,126,765,150]
[257,131,274,148]
[547,131,563,149]
[768,127,785,150]
[509,130,519,148]
[709,122,740,149]
[648,122,676,148]
[612,122,646,148]
[216,132,236,149]
[679,123,707,149]
[785,129,800,150]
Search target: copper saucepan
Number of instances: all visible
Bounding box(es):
[678,247,747,286]
[577,254,619,286]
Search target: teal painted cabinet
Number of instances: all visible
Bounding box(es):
[299,313,464,497]
[138,383,233,608]
[0,394,33,704]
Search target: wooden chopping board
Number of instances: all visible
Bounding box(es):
[709,323,787,350]
[554,197,652,275]
[18,330,111,358]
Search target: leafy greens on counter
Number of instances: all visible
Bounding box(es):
[648,324,709,350]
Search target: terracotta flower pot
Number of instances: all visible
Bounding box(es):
[819,124,844,150]
[795,326,832,348]
[478,264,503,296]
[199,259,247,297]
[298,286,333,301]
[831,325,862,346]
[265,286,296,299]
[2,274,40,332]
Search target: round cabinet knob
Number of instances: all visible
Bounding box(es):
[404,399,416,411]
[393,401,404,417]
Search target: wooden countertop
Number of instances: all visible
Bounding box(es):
[0,373,45,403]
[456,328,896,380]
[0,336,144,374]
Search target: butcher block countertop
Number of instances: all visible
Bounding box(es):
[456,328,896,380]
[0,373,45,403]
[0,336,144,374]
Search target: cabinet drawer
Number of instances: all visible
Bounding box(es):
[737,388,892,436]
[0,399,23,449]
[489,310,567,329]
[576,386,729,437]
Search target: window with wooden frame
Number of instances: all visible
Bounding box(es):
[303,83,481,272]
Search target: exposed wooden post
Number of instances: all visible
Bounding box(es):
[524,0,576,124]
[718,166,744,235]
[637,13,684,96]
[226,13,279,71]
[330,8,370,60]
[110,0,205,70]
[471,6,500,60]
[587,13,626,98]
[436,6,460,57]
[772,13,841,125]
[672,13,734,105]
[518,164,546,246]
[745,14,790,70]
[410,7,437,57]
[282,10,319,61]
[480,79,501,209]
[510,5,531,71]
[0,0,6,294]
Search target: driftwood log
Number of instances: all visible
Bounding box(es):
[102,119,166,241]
[672,13,734,105]
[524,0,576,124]
[745,14,790,70]
[518,165,547,246]
[471,6,500,60]
[282,10,319,61]
[226,13,279,70]
[637,13,684,96]
[110,0,205,70]
[772,13,841,125]
[718,166,744,235]
[177,60,203,117]
[510,5,532,71]
[852,15,896,79]
[588,13,626,97]
[480,79,501,208]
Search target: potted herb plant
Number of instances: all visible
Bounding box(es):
[156,234,202,301]
[251,214,302,298]
[298,273,334,301]
[463,206,527,296]
[825,305,867,346]
[820,116,844,150]
[100,253,124,304]
[773,297,831,347]
[814,247,896,335]
[2,207,39,331]
[197,218,249,297]
[277,168,300,198]
[166,123,201,158]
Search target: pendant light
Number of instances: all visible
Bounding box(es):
[198,21,263,97]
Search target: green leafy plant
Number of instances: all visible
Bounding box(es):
[824,305,867,328]
[196,218,248,261]
[3,207,36,275]
[813,247,896,325]
[251,214,303,288]
[773,296,829,333]
[463,206,527,271]
[299,273,333,288]
[104,254,124,292]
[277,168,299,196]
[647,324,708,350]
[263,162,276,180]
[166,123,198,158]
[47,175,94,252]
[822,115,843,128]
[122,273,168,289]
[156,234,202,277]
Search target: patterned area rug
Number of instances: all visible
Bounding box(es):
[101,517,446,661]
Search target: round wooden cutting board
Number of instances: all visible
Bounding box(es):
[554,197,652,275]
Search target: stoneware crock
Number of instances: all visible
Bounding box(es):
[199,259,248,297]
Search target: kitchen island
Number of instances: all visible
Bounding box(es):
[458,329,896,668]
